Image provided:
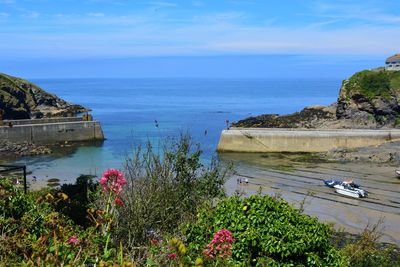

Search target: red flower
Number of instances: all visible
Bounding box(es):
[168,253,177,260]
[114,197,124,206]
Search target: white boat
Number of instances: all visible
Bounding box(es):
[395,170,400,178]
[334,184,367,198]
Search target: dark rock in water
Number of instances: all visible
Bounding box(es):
[0,140,51,157]
[233,105,337,128]
[47,178,60,183]
[233,69,400,129]
[0,73,89,120]
[47,182,60,188]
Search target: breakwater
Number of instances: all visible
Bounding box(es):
[217,128,400,152]
[0,118,104,144]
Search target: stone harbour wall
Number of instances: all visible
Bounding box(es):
[217,128,400,153]
[0,120,104,144]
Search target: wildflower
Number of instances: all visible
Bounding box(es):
[178,243,187,255]
[57,192,68,201]
[66,235,80,245]
[114,197,124,206]
[99,169,126,194]
[203,229,234,259]
[45,193,54,202]
[169,238,178,246]
[167,253,177,260]
[195,257,203,266]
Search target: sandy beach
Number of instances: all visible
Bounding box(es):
[222,153,400,245]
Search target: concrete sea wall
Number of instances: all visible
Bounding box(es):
[3,117,83,126]
[217,128,400,152]
[0,119,104,144]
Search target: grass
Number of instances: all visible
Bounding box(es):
[347,70,400,101]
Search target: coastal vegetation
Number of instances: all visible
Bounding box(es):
[1,137,399,266]
[0,73,87,120]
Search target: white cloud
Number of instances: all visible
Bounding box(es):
[21,11,39,18]
[0,0,15,4]
[1,2,400,59]
[87,12,105,17]
[148,1,177,7]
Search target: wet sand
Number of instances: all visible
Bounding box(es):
[221,153,400,246]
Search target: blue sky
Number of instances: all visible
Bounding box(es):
[1,0,400,78]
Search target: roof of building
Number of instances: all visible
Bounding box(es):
[386,54,400,62]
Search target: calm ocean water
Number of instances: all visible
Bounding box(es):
[10,78,340,183]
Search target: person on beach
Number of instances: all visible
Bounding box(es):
[0,109,4,126]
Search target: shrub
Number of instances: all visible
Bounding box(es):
[54,174,98,226]
[340,219,400,267]
[114,135,230,256]
[182,195,347,266]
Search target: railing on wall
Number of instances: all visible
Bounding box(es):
[0,165,27,193]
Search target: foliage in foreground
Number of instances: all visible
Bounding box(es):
[0,175,133,266]
[182,195,347,266]
[1,135,400,266]
[115,135,229,254]
[336,220,400,267]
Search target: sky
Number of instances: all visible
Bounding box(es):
[1,0,400,78]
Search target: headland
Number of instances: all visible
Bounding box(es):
[218,68,400,161]
[0,73,104,157]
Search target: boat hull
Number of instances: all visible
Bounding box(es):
[335,188,362,198]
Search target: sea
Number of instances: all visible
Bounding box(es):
[10,78,339,183]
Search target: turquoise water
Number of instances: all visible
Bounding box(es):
[10,78,340,184]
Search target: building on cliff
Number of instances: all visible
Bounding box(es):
[385,54,400,71]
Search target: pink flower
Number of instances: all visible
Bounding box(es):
[99,169,126,194]
[168,253,177,260]
[203,229,234,259]
[66,235,80,246]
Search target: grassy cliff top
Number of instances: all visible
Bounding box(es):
[343,69,400,100]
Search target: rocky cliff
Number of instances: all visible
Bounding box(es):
[233,69,400,129]
[0,73,88,120]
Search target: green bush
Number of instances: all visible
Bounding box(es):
[0,177,133,266]
[115,135,230,254]
[340,220,400,267]
[55,174,98,226]
[182,195,347,266]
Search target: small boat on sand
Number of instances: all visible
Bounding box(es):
[323,179,367,198]
[334,183,367,198]
[395,170,400,178]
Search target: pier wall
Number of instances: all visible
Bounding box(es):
[0,120,104,144]
[217,128,400,152]
[3,117,83,126]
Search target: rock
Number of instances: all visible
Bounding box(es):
[233,69,400,129]
[0,73,89,120]
[0,140,52,157]
[322,141,400,163]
